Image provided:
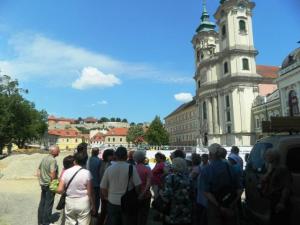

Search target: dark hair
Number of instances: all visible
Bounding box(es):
[115,146,127,160]
[63,155,74,169]
[74,152,88,166]
[201,153,209,159]
[103,149,115,162]
[191,153,201,166]
[231,146,240,154]
[77,142,88,153]
[219,147,227,159]
[91,148,99,157]
[155,152,164,160]
[172,149,186,159]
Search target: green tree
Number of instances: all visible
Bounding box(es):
[76,126,90,134]
[126,125,145,146]
[130,122,136,126]
[110,117,116,122]
[145,116,169,146]
[116,117,121,122]
[0,75,48,153]
[122,118,128,123]
[99,117,109,123]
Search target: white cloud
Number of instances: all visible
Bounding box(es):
[72,67,120,90]
[97,100,108,105]
[174,92,193,103]
[0,33,193,86]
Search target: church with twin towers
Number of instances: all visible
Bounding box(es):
[165,0,279,147]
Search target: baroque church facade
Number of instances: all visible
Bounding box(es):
[166,0,279,147]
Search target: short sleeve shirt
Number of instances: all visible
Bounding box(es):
[62,165,92,198]
[201,160,240,193]
[136,163,152,198]
[38,154,58,186]
[100,161,141,205]
[151,162,165,186]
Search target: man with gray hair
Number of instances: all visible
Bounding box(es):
[200,143,242,225]
[37,145,60,225]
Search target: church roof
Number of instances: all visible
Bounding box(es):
[256,65,279,79]
[196,0,216,33]
[281,47,300,69]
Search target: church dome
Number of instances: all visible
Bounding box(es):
[281,47,300,69]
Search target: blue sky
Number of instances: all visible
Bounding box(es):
[0,0,299,123]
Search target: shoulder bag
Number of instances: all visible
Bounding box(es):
[121,164,138,214]
[56,168,83,210]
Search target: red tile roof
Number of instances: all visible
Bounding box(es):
[84,117,98,123]
[91,132,105,141]
[48,116,76,123]
[106,128,128,136]
[48,129,80,137]
[256,65,279,79]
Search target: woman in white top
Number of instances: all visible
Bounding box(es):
[57,152,96,225]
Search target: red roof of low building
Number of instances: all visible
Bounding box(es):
[84,117,98,123]
[106,128,128,136]
[91,132,105,141]
[256,65,279,79]
[48,129,80,137]
[48,116,76,123]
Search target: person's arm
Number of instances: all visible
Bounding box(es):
[139,170,152,199]
[204,192,220,207]
[49,160,58,181]
[57,179,65,194]
[87,180,96,215]
[100,188,108,200]
[100,169,109,200]
[132,166,142,195]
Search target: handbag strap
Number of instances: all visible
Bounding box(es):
[126,164,133,192]
[65,168,83,192]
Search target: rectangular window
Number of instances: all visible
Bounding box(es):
[113,138,115,142]
[226,111,231,122]
[256,118,260,128]
[242,58,250,70]
[120,138,122,142]
[225,95,230,107]
[227,125,231,133]
[108,138,110,142]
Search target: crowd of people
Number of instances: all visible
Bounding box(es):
[37,142,292,225]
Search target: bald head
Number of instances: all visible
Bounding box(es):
[49,145,60,157]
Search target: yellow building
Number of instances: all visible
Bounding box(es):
[104,128,129,147]
[47,129,84,150]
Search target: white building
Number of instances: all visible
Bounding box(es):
[192,0,277,146]
[165,100,198,146]
[277,48,300,117]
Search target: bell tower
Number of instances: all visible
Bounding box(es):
[214,0,258,77]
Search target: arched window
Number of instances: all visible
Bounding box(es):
[222,25,226,37]
[289,90,299,116]
[224,62,229,74]
[242,58,249,70]
[239,20,246,32]
[203,102,207,120]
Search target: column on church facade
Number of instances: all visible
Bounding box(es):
[280,88,287,116]
[212,95,220,133]
[218,93,224,134]
[207,97,213,134]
